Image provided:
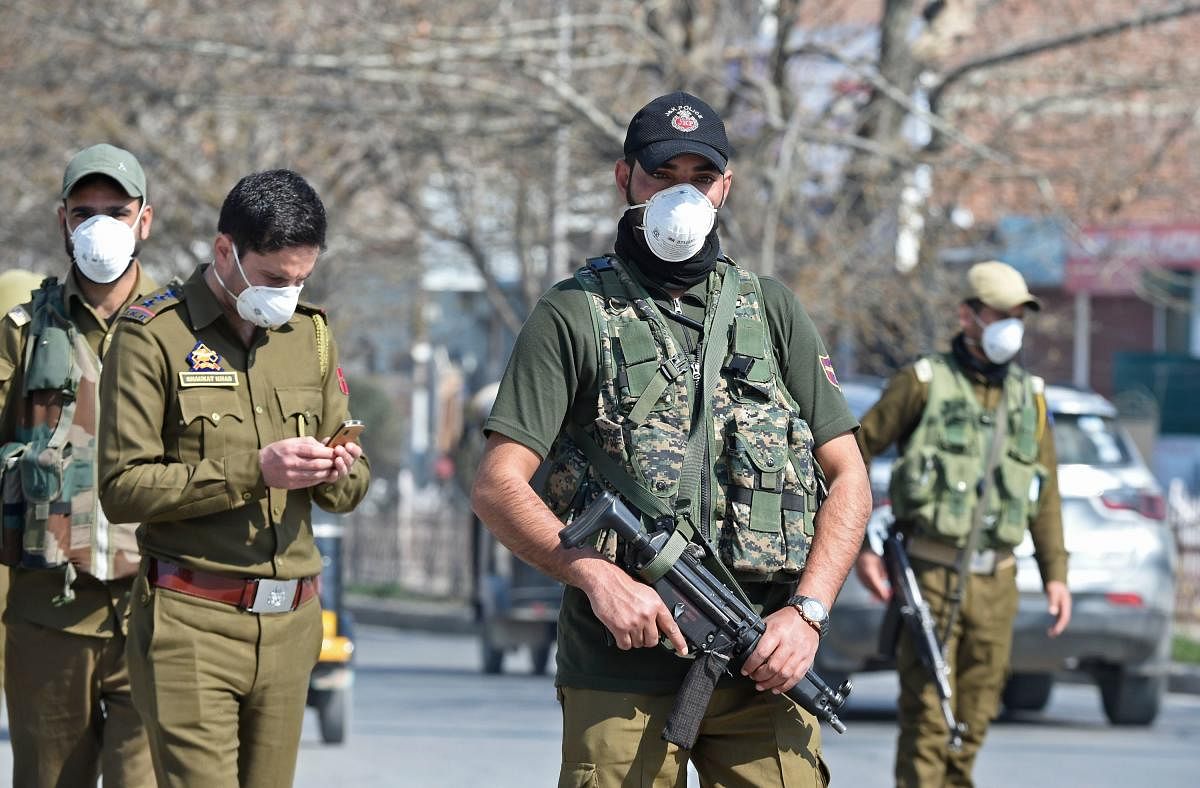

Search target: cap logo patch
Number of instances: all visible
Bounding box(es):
[668,105,702,133]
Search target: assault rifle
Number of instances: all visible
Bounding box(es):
[560,491,850,748]
[881,530,966,751]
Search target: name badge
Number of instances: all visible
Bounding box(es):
[179,341,239,388]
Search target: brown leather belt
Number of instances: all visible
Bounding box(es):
[149,559,318,614]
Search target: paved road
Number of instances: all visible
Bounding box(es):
[2,625,1197,785]
[292,627,1200,787]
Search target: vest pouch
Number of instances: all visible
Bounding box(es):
[0,443,27,566]
[993,455,1043,547]
[17,434,70,569]
[936,399,975,452]
[888,446,942,523]
[541,438,590,520]
[929,452,978,542]
[719,430,788,575]
[24,325,74,393]
[19,438,64,507]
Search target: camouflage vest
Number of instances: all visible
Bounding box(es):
[0,279,140,596]
[541,256,820,580]
[888,353,1045,549]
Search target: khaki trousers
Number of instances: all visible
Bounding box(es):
[125,568,323,788]
[5,615,153,788]
[558,684,829,788]
[894,559,1019,788]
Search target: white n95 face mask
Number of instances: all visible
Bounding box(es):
[628,184,717,263]
[978,317,1024,364]
[213,242,303,329]
[71,211,142,284]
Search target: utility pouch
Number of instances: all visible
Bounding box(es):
[24,325,73,394]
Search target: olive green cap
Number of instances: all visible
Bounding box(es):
[967,260,1042,312]
[61,143,146,200]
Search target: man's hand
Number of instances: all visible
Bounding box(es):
[1045,580,1072,637]
[260,437,360,489]
[739,606,820,694]
[855,550,892,603]
[580,563,689,656]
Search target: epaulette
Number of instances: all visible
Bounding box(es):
[913,357,934,383]
[1030,375,1045,395]
[120,284,184,324]
[5,305,30,327]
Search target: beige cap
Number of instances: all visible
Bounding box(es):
[966,261,1041,312]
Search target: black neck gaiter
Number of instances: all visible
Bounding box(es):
[952,333,1009,386]
[613,212,720,291]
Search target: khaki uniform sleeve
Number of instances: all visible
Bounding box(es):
[1028,392,1068,587]
[98,322,267,523]
[855,367,927,467]
[0,316,25,441]
[311,329,371,513]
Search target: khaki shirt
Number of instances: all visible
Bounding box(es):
[97,264,369,580]
[0,263,157,637]
[856,354,1068,587]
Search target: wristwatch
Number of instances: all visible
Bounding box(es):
[787,595,830,638]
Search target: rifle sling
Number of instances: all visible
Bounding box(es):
[942,389,1010,650]
[662,649,729,749]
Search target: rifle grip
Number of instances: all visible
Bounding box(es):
[559,491,619,549]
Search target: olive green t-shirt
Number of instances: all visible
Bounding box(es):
[485,258,858,694]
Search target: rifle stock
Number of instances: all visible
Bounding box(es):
[561,492,851,745]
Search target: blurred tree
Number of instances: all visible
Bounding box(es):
[1,0,1197,376]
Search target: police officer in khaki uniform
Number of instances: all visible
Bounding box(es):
[855,261,1072,788]
[97,169,370,788]
[0,145,155,787]
[472,92,872,787]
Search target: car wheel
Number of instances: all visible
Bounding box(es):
[1097,668,1163,726]
[481,630,504,675]
[315,688,348,744]
[1002,673,1054,712]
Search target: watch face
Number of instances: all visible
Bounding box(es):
[801,598,827,622]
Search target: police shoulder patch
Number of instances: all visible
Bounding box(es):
[120,285,183,324]
[913,357,934,383]
[5,305,30,327]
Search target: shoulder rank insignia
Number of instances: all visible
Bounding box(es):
[120,285,183,324]
[179,341,239,388]
[5,305,30,327]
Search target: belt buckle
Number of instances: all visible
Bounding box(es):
[969,549,997,575]
[247,578,298,614]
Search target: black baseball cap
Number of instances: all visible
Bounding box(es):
[623,91,731,173]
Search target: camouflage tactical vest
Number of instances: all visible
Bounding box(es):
[888,353,1045,549]
[0,279,140,596]
[541,257,820,580]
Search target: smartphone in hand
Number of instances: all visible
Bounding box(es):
[326,419,365,448]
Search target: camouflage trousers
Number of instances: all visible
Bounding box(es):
[894,558,1019,788]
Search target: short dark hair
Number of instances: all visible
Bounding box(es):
[217,169,326,255]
